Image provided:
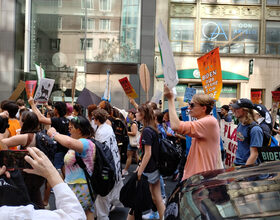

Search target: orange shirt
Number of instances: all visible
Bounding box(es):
[8,119,21,150]
[177,115,222,181]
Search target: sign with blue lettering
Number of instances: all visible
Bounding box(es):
[258,147,280,162]
[184,88,196,103]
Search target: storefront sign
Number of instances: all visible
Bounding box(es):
[157,20,178,89]
[220,120,238,168]
[251,91,262,104]
[258,147,280,162]
[197,47,223,100]
[25,80,37,98]
[119,77,138,99]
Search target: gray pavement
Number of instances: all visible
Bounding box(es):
[48,163,178,219]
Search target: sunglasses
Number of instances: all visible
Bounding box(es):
[189,103,199,108]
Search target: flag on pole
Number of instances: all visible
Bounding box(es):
[35,63,45,84]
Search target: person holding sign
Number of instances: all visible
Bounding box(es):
[164,85,222,181]
[231,99,263,166]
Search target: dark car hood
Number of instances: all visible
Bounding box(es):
[165,161,280,220]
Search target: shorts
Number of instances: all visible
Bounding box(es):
[53,152,66,169]
[69,183,95,213]
[143,170,160,184]
[127,144,138,151]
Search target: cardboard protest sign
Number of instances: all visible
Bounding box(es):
[25,80,37,98]
[9,80,26,101]
[258,147,280,162]
[34,78,55,103]
[184,88,196,103]
[151,90,163,104]
[197,47,223,100]
[157,20,179,89]
[118,77,138,99]
[139,64,150,101]
[220,120,238,168]
[77,88,101,108]
[251,91,262,104]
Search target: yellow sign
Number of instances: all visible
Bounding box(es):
[119,77,138,99]
[197,47,223,100]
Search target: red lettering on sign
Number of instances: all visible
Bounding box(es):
[224,124,228,137]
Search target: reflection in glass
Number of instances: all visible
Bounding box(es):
[245,44,258,54]
[266,21,280,55]
[171,0,196,2]
[230,43,244,54]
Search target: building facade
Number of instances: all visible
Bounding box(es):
[155,0,280,109]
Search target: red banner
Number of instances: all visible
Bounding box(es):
[119,77,138,99]
[272,91,280,102]
[251,91,262,104]
[25,80,37,98]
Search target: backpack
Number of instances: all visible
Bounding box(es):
[35,130,57,162]
[75,138,116,200]
[247,123,272,147]
[147,126,180,176]
[158,137,180,176]
[112,118,128,145]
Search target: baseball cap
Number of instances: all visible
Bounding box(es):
[231,98,253,109]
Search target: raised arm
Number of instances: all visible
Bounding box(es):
[164,84,181,131]
[28,97,51,125]
[47,127,84,153]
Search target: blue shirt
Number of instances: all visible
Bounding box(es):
[234,123,263,165]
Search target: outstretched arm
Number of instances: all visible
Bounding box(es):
[28,97,51,125]
[164,85,180,131]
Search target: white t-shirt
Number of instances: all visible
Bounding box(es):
[95,123,121,180]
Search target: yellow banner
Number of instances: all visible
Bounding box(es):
[197,47,223,100]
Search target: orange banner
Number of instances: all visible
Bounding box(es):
[25,80,37,98]
[197,47,223,100]
[251,91,262,104]
[119,77,138,99]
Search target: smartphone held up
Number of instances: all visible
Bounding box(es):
[0,150,32,170]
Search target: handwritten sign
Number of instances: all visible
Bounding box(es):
[118,77,138,99]
[157,20,179,89]
[220,120,238,168]
[197,47,223,100]
[9,80,26,101]
[184,88,196,103]
[25,80,37,98]
[34,78,55,103]
[258,147,280,162]
[251,91,262,104]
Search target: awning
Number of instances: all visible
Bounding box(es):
[156,69,249,81]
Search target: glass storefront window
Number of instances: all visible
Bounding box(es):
[170,18,195,53]
[267,0,280,5]
[200,19,259,54]
[266,21,280,55]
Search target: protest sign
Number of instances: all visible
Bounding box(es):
[272,91,280,102]
[220,120,238,168]
[9,80,26,101]
[34,78,55,103]
[118,77,138,99]
[102,69,111,102]
[151,90,163,104]
[258,147,280,162]
[251,91,262,104]
[197,47,223,100]
[72,69,78,105]
[157,20,178,89]
[77,88,101,108]
[25,80,37,98]
[184,87,196,103]
[139,64,150,101]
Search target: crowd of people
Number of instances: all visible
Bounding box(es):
[0,86,279,220]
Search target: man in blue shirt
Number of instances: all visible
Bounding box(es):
[231,98,263,166]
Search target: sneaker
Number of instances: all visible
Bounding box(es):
[142,211,160,219]
[122,169,129,176]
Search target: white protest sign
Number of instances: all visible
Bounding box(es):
[220,120,238,168]
[34,78,55,103]
[157,20,179,89]
[151,90,163,104]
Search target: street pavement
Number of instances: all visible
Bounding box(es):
[48,163,178,219]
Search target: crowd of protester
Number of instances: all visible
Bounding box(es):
[0,87,279,220]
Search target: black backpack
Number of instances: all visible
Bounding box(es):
[35,130,57,162]
[112,118,128,145]
[158,137,180,176]
[75,138,116,200]
[247,123,272,147]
